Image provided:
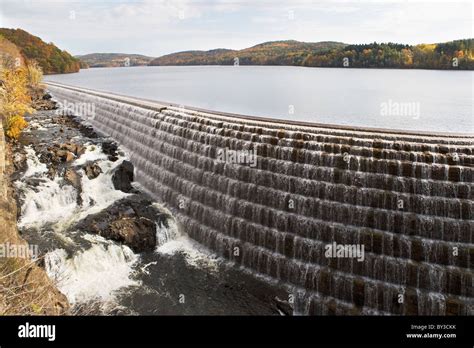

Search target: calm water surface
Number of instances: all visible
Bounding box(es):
[46,66,473,133]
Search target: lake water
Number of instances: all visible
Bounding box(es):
[46,66,473,134]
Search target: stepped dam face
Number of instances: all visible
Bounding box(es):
[47,82,473,316]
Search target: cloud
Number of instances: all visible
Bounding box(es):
[0,0,472,56]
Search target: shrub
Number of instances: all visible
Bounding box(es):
[26,61,43,89]
[0,65,34,140]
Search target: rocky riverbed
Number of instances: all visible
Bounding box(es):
[12,92,291,315]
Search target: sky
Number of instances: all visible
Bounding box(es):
[0,0,473,57]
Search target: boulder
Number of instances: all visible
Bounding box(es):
[105,217,156,252]
[84,162,102,179]
[64,168,81,190]
[112,160,134,192]
[73,195,169,252]
[102,141,119,161]
[56,150,75,162]
[12,152,27,172]
[64,168,82,205]
[60,142,85,156]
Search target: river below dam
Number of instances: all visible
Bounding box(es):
[46,66,473,134]
[13,107,290,315]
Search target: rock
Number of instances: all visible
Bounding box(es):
[73,195,169,252]
[24,177,47,187]
[47,167,56,180]
[112,160,134,192]
[105,217,157,252]
[64,168,81,190]
[80,125,97,139]
[30,90,57,110]
[102,141,119,161]
[84,162,102,179]
[102,141,118,155]
[64,168,82,205]
[60,142,85,156]
[56,149,75,162]
[12,152,27,172]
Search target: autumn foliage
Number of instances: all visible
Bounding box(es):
[0,65,34,140]
[0,28,80,74]
[150,39,474,70]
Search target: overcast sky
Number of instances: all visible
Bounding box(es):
[0,0,472,57]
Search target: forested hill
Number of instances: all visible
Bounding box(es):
[150,40,346,66]
[76,53,155,67]
[0,28,81,74]
[149,39,474,70]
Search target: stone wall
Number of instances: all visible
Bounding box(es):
[47,82,473,316]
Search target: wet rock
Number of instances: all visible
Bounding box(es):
[56,149,75,162]
[30,89,57,111]
[73,195,168,252]
[106,217,156,252]
[54,115,98,139]
[112,160,134,192]
[60,142,85,157]
[64,168,82,205]
[23,177,47,187]
[64,168,81,190]
[84,162,102,179]
[102,141,119,161]
[12,152,27,172]
[80,125,98,139]
[47,167,56,180]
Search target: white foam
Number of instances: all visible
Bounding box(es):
[155,218,179,247]
[157,234,220,272]
[74,143,107,166]
[45,234,140,304]
[17,146,129,230]
[77,158,129,219]
[22,146,48,178]
[24,121,48,132]
[17,178,78,229]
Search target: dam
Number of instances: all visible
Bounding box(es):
[46,81,473,316]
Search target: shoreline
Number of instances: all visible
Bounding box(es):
[58,64,474,73]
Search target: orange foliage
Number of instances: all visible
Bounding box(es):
[0,66,34,140]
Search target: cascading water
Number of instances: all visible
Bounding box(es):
[15,138,143,309]
[46,82,473,315]
[15,106,281,315]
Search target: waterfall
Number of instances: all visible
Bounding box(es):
[46,82,474,315]
[44,234,140,305]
